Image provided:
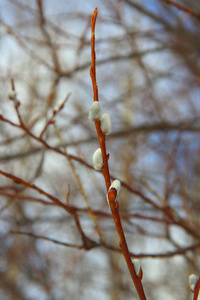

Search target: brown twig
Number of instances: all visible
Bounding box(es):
[108,189,146,298]
[0,169,67,210]
[90,8,98,103]
[9,230,200,259]
[89,8,146,300]
[54,122,104,242]
[163,0,200,21]
[90,8,110,191]
[0,114,89,169]
[0,169,98,250]
[0,192,57,206]
[39,93,71,138]
[193,275,200,300]
[10,231,84,249]
[37,0,60,73]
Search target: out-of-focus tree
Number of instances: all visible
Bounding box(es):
[0,0,200,299]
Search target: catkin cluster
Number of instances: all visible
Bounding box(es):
[89,101,121,203]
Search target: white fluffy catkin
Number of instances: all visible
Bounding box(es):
[109,180,121,195]
[189,274,198,292]
[132,259,141,276]
[93,148,103,170]
[54,99,66,112]
[89,101,102,121]
[8,91,17,100]
[100,113,111,135]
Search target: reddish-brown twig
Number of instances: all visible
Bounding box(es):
[39,93,71,139]
[89,8,146,300]
[0,115,90,169]
[193,275,200,300]
[9,228,200,259]
[0,169,67,210]
[163,0,200,21]
[0,192,57,206]
[90,8,110,191]
[0,169,98,250]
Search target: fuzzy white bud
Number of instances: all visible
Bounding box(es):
[107,180,121,205]
[8,91,17,100]
[109,180,121,195]
[189,274,198,292]
[54,99,66,113]
[100,113,111,135]
[133,259,141,276]
[89,101,102,121]
[92,148,103,170]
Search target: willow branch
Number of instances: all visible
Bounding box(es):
[89,8,146,300]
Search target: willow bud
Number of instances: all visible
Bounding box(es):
[133,259,141,275]
[8,91,17,100]
[189,274,198,292]
[107,180,121,205]
[89,101,102,121]
[109,180,121,195]
[93,148,103,170]
[100,113,111,135]
[54,99,66,113]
